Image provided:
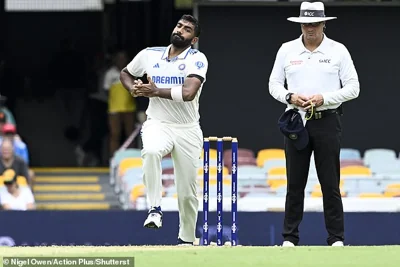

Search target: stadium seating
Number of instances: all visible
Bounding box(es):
[268,167,286,176]
[224,148,255,159]
[340,148,362,160]
[262,159,286,173]
[130,184,145,202]
[198,178,231,187]
[113,157,142,194]
[108,145,400,210]
[358,193,385,198]
[340,166,372,176]
[225,156,257,173]
[197,166,229,177]
[162,168,174,175]
[31,168,116,210]
[364,148,397,166]
[118,157,142,177]
[384,183,400,197]
[110,148,142,185]
[340,159,364,167]
[256,148,285,167]
[201,148,218,160]
[267,178,287,190]
[161,158,174,169]
[238,165,265,178]
[310,181,345,197]
[223,148,257,171]
[368,158,400,175]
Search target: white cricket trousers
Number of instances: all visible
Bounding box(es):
[140,119,203,242]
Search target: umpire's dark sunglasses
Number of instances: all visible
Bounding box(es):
[302,22,322,27]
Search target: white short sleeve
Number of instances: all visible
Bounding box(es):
[126,48,148,77]
[185,52,208,83]
[0,191,9,204]
[23,188,35,204]
[103,67,118,90]
[0,188,35,210]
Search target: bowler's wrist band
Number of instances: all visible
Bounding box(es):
[171,86,184,102]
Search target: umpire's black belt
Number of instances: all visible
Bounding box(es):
[306,108,340,121]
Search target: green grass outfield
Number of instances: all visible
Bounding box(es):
[1,246,400,267]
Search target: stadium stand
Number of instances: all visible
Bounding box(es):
[33,168,119,210]
[108,144,400,211]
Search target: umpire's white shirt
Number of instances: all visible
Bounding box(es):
[269,34,360,121]
[126,45,208,124]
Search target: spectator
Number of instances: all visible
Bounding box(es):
[0,98,16,126]
[0,123,29,163]
[0,111,7,130]
[0,169,35,211]
[0,123,35,185]
[104,50,137,157]
[0,138,31,187]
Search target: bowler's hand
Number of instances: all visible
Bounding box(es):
[130,79,143,97]
[290,94,309,107]
[136,76,159,97]
[304,94,324,110]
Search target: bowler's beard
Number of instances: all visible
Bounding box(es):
[170,33,192,48]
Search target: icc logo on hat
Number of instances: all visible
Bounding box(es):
[289,133,298,140]
[278,109,309,150]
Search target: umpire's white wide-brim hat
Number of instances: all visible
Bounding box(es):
[287,1,337,23]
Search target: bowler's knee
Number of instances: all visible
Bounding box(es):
[179,194,198,204]
[142,147,164,160]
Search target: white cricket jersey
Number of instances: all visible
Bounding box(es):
[126,44,208,124]
[269,34,360,112]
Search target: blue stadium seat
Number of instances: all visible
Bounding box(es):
[340,148,362,160]
[114,149,142,162]
[369,159,400,175]
[305,179,319,194]
[165,185,177,197]
[198,158,218,168]
[343,178,382,196]
[364,148,397,166]
[308,164,318,177]
[223,184,232,196]
[110,148,142,185]
[274,186,287,197]
[238,166,266,180]
[161,158,174,170]
[262,159,286,173]
[121,168,143,192]
[244,192,269,198]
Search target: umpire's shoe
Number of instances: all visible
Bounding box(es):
[143,206,163,229]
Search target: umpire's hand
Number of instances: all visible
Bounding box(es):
[290,94,309,107]
[304,94,324,110]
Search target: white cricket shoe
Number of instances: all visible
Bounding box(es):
[282,241,295,247]
[143,207,163,229]
[177,237,194,246]
[331,241,344,247]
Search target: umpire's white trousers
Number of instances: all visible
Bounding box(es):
[141,119,203,242]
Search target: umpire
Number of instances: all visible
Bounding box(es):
[268,2,360,247]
